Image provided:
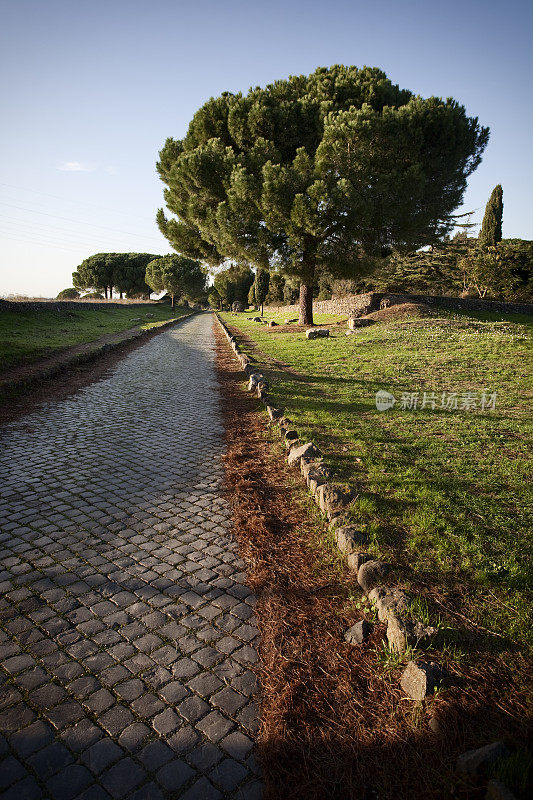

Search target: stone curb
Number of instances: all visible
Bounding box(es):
[215,315,355,512]
[215,314,444,701]
[0,312,198,395]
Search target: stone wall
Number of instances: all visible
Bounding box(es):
[0,299,156,314]
[265,292,533,318]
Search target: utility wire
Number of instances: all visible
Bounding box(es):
[0,181,157,224]
[0,217,141,251]
[1,218,115,248]
[0,232,86,254]
[0,201,164,243]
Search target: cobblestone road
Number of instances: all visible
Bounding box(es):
[0,314,261,800]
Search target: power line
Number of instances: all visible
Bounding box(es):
[0,201,165,243]
[0,181,157,224]
[0,232,86,254]
[0,218,115,250]
[0,216,147,251]
[0,228,87,252]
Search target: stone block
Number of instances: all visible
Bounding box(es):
[287,442,319,467]
[284,430,298,448]
[400,661,445,700]
[386,615,437,654]
[306,328,330,340]
[456,741,510,778]
[335,525,368,554]
[348,318,375,329]
[344,619,372,644]
[301,457,322,480]
[346,552,371,572]
[328,514,348,530]
[357,560,388,593]
[316,483,354,519]
[368,586,411,622]
[247,374,262,392]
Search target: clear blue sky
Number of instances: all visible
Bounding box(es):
[1,0,531,297]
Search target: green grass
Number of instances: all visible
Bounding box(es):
[222,309,533,655]
[0,304,190,371]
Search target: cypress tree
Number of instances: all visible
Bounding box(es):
[479,184,503,248]
[247,282,256,308]
[255,268,270,316]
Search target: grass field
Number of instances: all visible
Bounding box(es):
[221,308,533,659]
[0,304,189,371]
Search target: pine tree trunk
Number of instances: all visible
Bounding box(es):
[171,294,175,309]
[298,282,314,326]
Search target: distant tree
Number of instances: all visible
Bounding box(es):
[83,291,105,299]
[213,264,254,308]
[56,288,80,300]
[497,239,533,299]
[73,253,114,298]
[265,273,285,304]
[113,253,161,299]
[317,271,333,300]
[459,247,504,298]
[156,65,489,324]
[208,288,222,309]
[73,252,160,299]
[371,240,472,295]
[247,282,256,308]
[254,268,270,315]
[459,239,533,300]
[479,185,503,248]
[283,278,299,305]
[371,235,533,300]
[145,254,206,308]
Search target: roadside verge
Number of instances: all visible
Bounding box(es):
[215,312,531,800]
[0,312,197,397]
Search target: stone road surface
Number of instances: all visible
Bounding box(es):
[0,314,262,800]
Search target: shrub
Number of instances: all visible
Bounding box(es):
[56,288,80,300]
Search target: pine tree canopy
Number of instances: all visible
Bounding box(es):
[145,254,206,307]
[156,65,488,323]
[478,184,503,248]
[56,288,80,300]
[212,264,254,307]
[73,253,160,298]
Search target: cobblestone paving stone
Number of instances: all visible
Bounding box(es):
[0,314,262,800]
